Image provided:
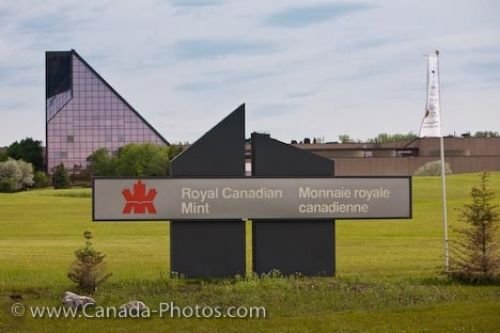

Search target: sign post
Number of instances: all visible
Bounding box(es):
[92,105,413,278]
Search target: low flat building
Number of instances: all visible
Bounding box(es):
[291,137,500,176]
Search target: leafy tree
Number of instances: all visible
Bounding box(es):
[338,134,353,143]
[449,172,500,283]
[114,143,169,176]
[52,163,71,189]
[18,160,34,188]
[87,148,114,176]
[7,138,44,171]
[0,158,34,192]
[0,178,17,193]
[87,143,182,177]
[474,131,499,138]
[33,171,50,188]
[0,160,22,191]
[68,231,112,294]
[368,132,418,143]
[168,144,183,161]
[0,149,8,162]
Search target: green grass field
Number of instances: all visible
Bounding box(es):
[1,173,499,332]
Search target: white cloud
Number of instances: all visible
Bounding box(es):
[0,0,499,145]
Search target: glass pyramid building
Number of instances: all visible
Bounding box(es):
[45,50,168,172]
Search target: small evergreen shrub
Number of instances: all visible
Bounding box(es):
[68,231,112,294]
[448,172,500,283]
[52,163,71,189]
[33,171,50,188]
[414,160,452,176]
[0,178,17,193]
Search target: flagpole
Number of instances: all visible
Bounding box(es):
[421,50,449,271]
[440,134,449,271]
[436,49,450,272]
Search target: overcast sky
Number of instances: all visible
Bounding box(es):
[0,0,499,146]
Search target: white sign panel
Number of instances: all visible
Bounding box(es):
[420,54,441,138]
[93,177,411,221]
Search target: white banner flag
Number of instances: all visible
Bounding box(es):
[420,54,441,137]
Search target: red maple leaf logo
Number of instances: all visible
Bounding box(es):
[122,180,157,214]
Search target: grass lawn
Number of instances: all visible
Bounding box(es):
[0,173,499,332]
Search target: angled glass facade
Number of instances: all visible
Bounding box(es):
[46,50,168,172]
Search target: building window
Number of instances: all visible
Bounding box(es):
[67,135,74,143]
[397,149,417,157]
[55,151,68,159]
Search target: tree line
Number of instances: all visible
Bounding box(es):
[337,131,499,144]
[0,137,182,192]
[338,133,418,144]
